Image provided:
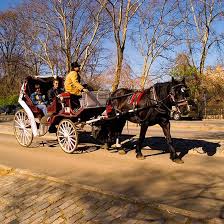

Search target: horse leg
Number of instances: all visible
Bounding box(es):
[114,133,126,155]
[100,126,112,150]
[102,142,111,150]
[114,119,126,155]
[159,121,184,164]
[136,124,148,160]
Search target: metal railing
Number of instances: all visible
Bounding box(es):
[204,108,224,119]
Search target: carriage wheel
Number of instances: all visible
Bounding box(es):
[173,112,181,121]
[14,109,33,147]
[57,119,79,153]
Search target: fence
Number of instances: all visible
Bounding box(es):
[203,108,224,119]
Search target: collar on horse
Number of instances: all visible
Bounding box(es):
[129,91,144,106]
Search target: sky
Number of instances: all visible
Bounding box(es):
[1,0,223,81]
[0,0,22,11]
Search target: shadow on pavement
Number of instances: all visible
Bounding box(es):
[120,135,221,159]
[30,131,221,159]
[33,131,101,154]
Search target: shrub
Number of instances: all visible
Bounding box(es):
[0,95,19,107]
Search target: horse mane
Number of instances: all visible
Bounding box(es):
[111,82,172,103]
[145,82,171,99]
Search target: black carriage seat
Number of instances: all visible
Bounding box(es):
[23,76,64,116]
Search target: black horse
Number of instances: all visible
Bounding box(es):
[97,78,189,164]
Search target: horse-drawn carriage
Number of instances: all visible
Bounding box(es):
[14,75,190,163]
[13,76,110,153]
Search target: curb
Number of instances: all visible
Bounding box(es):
[0,164,222,223]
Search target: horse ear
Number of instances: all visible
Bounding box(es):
[182,77,186,84]
[172,77,175,83]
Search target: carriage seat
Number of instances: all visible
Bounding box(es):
[22,76,64,116]
[58,92,71,109]
[59,92,71,98]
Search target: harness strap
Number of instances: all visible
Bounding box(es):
[129,91,144,106]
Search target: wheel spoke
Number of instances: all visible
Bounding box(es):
[61,123,67,133]
[58,130,66,135]
[17,112,21,121]
[57,120,78,153]
[69,139,76,149]
[68,128,75,135]
[59,138,66,145]
[24,132,29,145]
[15,120,22,127]
[70,137,77,144]
[21,132,25,145]
[14,110,33,147]
[14,125,22,129]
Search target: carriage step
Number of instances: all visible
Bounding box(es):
[38,124,49,136]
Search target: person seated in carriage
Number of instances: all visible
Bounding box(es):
[64,61,89,109]
[30,84,48,116]
[48,78,64,103]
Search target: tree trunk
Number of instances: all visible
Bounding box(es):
[140,56,150,89]
[66,51,71,73]
[112,48,124,92]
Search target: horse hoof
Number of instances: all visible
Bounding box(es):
[173,158,184,164]
[136,154,145,160]
[118,149,126,155]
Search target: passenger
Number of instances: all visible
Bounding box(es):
[31,84,48,116]
[48,79,63,103]
[64,61,88,109]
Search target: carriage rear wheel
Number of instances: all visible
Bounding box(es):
[14,109,33,147]
[57,119,79,153]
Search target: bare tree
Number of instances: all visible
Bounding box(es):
[96,0,145,92]
[19,0,109,77]
[0,11,22,77]
[179,0,224,78]
[131,0,181,89]
[0,10,34,96]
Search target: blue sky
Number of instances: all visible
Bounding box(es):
[0,0,22,11]
[1,0,223,81]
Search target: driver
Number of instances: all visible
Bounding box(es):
[64,61,88,109]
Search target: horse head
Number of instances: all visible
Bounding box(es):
[169,77,189,105]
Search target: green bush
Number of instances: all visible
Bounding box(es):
[0,95,19,107]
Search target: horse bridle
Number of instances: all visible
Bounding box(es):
[168,83,188,104]
[150,83,188,115]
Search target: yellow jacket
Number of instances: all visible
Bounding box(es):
[64,71,84,95]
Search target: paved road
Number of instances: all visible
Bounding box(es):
[2,168,199,224]
[0,120,224,220]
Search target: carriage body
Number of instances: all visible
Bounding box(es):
[14,76,110,153]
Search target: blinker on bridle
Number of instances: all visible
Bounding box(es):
[169,83,188,104]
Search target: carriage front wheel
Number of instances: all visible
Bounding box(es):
[14,109,33,147]
[57,119,79,153]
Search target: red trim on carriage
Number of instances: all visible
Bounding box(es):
[59,92,71,98]
[106,104,113,114]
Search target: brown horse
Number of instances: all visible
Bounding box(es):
[98,78,189,164]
